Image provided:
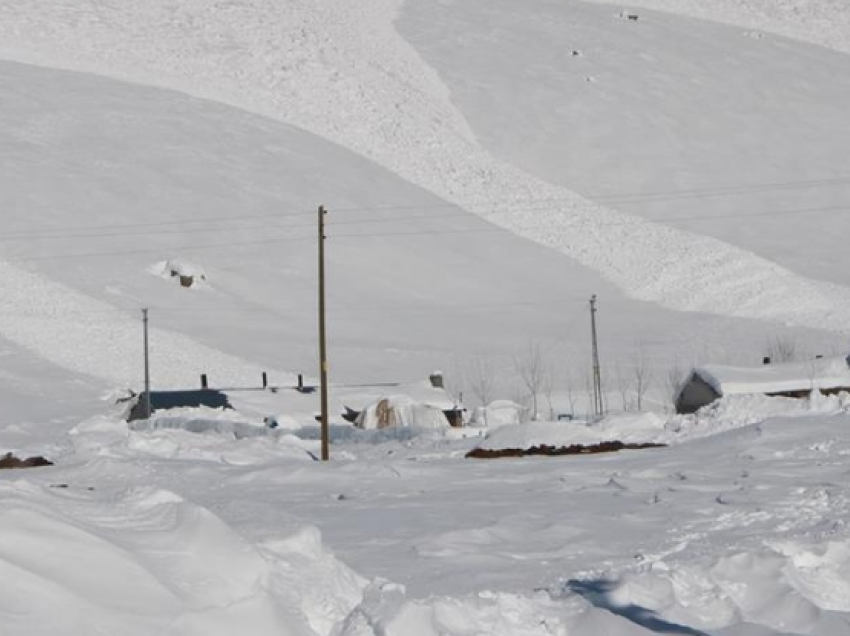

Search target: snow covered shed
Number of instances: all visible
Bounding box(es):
[349,380,463,429]
[675,355,850,414]
[125,389,233,421]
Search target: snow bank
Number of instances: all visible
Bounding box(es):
[570,538,850,634]
[149,259,208,288]
[668,391,850,442]
[478,412,668,451]
[70,411,318,464]
[0,482,326,636]
[339,581,581,636]
[473,400,525,428]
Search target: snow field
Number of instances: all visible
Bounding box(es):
[6,397,850,634]
[4,1,850,634]
[3,0,850,334]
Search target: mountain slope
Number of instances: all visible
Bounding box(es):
[399,0,850,284]
[8,59,836,401]
[2,0,850,336]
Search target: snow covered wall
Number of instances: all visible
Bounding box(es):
[3,0,850,335]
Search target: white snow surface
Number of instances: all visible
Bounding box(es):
[5,2,850,634]
[5,398,850,634]
[479,412,668,450]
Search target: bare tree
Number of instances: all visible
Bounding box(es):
[632,347,654,412]
[467,355,497,408]
[615,363,632,412]
[765,335,797,363]
[514,342,547,421]
[542,360,557,420]
[564,367,579,419]
[584,369,595,421]
[665,362,688,413]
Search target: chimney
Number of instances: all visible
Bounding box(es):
[429,371,444,389]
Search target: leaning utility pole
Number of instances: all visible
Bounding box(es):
[589,295,604,419]
[318,205,330,461]
[142,308,152,419]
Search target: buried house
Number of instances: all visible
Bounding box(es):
[346,378,464,429]
[675,355,850,414]
[124,389,233,421]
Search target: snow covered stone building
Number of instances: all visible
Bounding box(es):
[675,355,850,414]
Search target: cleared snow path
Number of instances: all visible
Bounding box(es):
[3,1,850,332]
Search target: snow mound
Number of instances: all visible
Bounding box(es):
[473,400,525,429]
[70,411,318,464]
[150,259,208,288]
[668,392,850,442]
[478,413,667,451]
[571,538,850,633]
[0,482,328,636]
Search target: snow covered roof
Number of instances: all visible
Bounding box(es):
[691,355,850,397]
[343,380,458,412]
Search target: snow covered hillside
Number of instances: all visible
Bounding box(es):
[2,0,850,334]
[4,1,850,634]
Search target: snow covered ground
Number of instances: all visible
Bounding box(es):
[3,0,850,634]
[5,397,850,635]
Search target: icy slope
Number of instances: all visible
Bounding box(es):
[3,1,850,334]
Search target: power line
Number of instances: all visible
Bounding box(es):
[0,209,315,238]
[0,211,474,243]
[593,175,850,204]
[325,175,850,214]
[5,234,315,262]
[4,201,850,262]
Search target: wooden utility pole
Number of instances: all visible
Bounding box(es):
[318,205,330,461]
[142,308,152,419]
[590,295,604,419]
